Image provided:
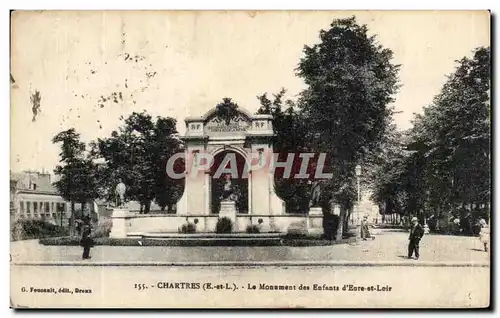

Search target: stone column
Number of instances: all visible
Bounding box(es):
[204,172,210,215]
[248,171,252,215]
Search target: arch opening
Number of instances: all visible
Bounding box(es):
[209,150,248,214]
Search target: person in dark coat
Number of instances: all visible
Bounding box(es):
[408,217,424,260]
[80,225,94,260]
[360,215,375,240]
[83,214,92,227]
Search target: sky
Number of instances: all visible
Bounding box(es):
[10,10,490,173]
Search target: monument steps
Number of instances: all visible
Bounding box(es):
[145,237,282,242]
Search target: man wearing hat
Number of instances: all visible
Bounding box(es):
[408,217,424,260]
[80,224,95,260]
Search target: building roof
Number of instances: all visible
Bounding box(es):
[10,172,25,182]
[10,170,59,194]
[16,188,60,196]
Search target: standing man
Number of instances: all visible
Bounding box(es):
[80,224,94,260]
[408,217,424,260]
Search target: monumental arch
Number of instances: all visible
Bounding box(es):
[176,99,285,217]
[110,99,324,236]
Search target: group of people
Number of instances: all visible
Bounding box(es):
[360,215,490,260]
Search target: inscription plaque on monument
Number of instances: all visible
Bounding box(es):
[204,116,249,134]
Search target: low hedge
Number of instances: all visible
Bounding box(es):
[39,236,356,247]
[215,217,232,233]
[246,225,260,234]
[179,222,197,234]
[92,219,112,238]
[11,219,68,241]
[39,237,140,246]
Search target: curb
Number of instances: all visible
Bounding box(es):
[11,260,490,268]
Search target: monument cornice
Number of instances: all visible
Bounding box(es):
[180,135,209,141]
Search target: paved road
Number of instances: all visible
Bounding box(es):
[10,231,490,264]
[11,265,489,308]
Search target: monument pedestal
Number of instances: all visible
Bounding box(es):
[219,200,237,230]
[109,208,129,239]
[307,207,324,236]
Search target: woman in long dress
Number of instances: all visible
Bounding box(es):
[478,219,490,252]
[361,215,375,240]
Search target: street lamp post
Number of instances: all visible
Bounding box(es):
[355,165,361,225]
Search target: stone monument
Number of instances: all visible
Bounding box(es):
[307,181,324,235]
[115,179,127,208]
[110,179,129,239]
[219,175,237,225]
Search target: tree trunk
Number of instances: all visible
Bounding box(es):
[144,201,151,214]
[343,207,350,235]
[335,206,345,241]
[139,204,143,214]
[69,201,75,237]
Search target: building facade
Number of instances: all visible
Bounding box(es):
[10,171,71,225]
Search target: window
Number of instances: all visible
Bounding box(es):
[45,202,50,213]
[26,202,31,213]
[51,202,54,213]
[33,202,38,213]
[62,203,67,212]
[20,201,24,212]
